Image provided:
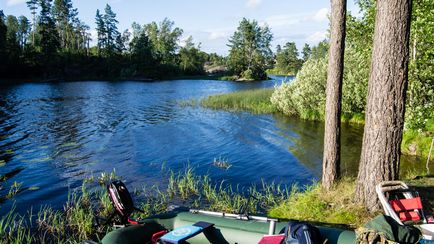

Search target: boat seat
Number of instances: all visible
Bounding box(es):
[389,197,423,222]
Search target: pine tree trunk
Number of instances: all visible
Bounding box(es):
[322,0,346,190]
[355,0,412,210]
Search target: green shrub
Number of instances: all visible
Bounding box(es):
[271,57,327,120]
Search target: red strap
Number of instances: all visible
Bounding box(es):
[152,230,168,244]
[399,211,421,222]
[127,218,139,225]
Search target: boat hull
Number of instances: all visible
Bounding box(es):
[102,211,356,244]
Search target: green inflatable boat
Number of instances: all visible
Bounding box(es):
[101,209,356,244]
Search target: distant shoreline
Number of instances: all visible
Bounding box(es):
[0,74,283,85]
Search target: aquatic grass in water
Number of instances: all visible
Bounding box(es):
[201,88,277,114]
[213,156,232,169]
[6,181,22,199]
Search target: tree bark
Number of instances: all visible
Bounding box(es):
[322,0,346,190]
[355,0,412,211]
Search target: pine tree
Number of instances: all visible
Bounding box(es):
[17,16,30,50]
[355,0,412,210]
[38,0,60,60]
[52,0,74,50]
[26,0,38,46]
[227,18,273,80]
[0,11,7,71]
[6,15,22,62]
[322,0,346,190]
[103,4,120,56]
[95,9,106,55]
[275,42,300,75]
[302,43,312,62]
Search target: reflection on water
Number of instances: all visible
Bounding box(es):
[0,78,426,214]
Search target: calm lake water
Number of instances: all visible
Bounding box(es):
[0,77,425,215]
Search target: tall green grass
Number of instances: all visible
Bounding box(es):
[268,178,374,228]
[2,166,433,242]
[0,167,293,242]
[201,88,277,114]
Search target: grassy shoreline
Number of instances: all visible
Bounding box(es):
[2,167,433,243]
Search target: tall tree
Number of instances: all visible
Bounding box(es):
[302,43,312,62]
[38,0,60,59]
[322,0,347,190]
[6,15,20,57]
[52,0,75,50]
[103,4,120,56]
[179,36,205,74]
[130,28,154,74]
[227,18,273,80]
[26,0,38,46]
[275,42,300,75]
[311,40,329,59]
[0,11,7,73]
[355,0,412,210]
[95,9,105,55]
[144,18,183,64]
[17,16,30,50]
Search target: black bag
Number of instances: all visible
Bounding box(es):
[283,221,323,244]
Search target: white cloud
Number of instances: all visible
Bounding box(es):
[6,0,26,6]
[208,29,232,40]
[246,0,262,9]
[264,14,301,28]
[306,31,327,44]
[312,8,329,22]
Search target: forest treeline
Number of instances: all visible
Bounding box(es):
[0,1,226,80]
[0,0,315,81]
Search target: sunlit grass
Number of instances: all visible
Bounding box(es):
[268,178,375,228]
[201,88,277,114]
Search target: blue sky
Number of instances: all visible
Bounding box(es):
[1,0,360,55]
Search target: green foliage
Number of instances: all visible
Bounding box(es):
[271,56,328,120]
[406,0,434,130]
[301,43,312,62]
[201,88,277,114]
[179,36,206,75]
[273,42,302,75]
[401,119,434,160]
[310,40,329,59]
[95,4,121,57]
[144,18,183,64]
[38,0,60,59]
[272,0,433,130]
[227,18,273,80]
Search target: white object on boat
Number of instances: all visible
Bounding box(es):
[420,224,434,240]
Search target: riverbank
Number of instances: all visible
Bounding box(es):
[2,167,433,243]
[199,88,434,161]
[1,167,291,242]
